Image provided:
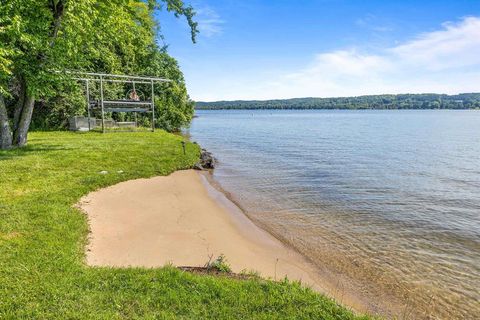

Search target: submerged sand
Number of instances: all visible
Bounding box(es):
[79,170,369,313]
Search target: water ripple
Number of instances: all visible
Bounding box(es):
[189,110,480,319]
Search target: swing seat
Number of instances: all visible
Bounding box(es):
[89,100,152,113]
[103,107,149,113]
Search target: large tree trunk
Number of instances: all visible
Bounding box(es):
[0,94,13,149]
[13,76,26,133]
[10,78,35,147]
[13,93,35,147]
[1,77,35,149]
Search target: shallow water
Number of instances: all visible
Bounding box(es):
[188,110,480,319]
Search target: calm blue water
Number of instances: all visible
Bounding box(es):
[188,110,480,319]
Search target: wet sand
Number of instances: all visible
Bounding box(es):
[79,170,371,315]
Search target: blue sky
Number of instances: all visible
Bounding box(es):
[157,1,480,101]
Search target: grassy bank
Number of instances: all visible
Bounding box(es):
[0,131,370,319]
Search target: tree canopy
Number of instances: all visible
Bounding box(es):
[0,0,198,149]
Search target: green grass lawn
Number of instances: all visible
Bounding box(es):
[0,131,371,319]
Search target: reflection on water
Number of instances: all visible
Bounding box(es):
[188,109,480,319]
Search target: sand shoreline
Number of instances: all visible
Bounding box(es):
[79,169,371,315]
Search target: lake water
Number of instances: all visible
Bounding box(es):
[188,110,480,319]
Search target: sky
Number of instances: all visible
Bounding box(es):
[157,0,480,101]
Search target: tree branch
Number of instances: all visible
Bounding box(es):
[49,0,65,47]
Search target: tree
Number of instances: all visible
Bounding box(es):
[0,0,198,149]
[141,47,195,131]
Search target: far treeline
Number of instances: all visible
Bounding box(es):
[196,93,480,110]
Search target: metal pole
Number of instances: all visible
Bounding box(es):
[100,75,105,133]
[132,81,136,132]
[151,79,155,132]
[73,78,153,85]
[63,70,171,82]
[86,80,91,131]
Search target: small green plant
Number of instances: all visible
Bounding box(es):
[205,254,232,273]
[239,269,261,278]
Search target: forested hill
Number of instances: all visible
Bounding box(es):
[196,93,480,110]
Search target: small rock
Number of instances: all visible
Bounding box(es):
[193,163,204,170]
[117,170,124,174]
[99,170,108,175]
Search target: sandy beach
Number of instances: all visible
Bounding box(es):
[79,169,370,313]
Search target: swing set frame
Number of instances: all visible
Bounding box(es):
[71,72,171,133]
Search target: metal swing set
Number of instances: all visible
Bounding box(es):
[71,72,171,133]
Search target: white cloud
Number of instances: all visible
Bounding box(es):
[264,16,480,99]
[391,17,480,71]
[196,7,224,37]
[194,16,480,101]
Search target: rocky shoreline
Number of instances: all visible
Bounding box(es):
[194,148,216,170]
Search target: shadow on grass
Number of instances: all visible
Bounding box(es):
[0,144,73,161]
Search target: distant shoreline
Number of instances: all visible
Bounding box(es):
[195,92,480,110]
[196,107,480,110]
